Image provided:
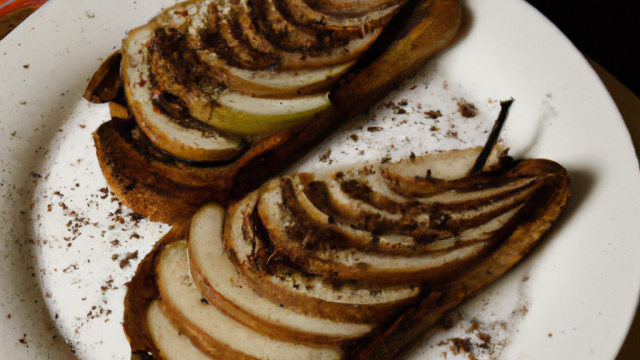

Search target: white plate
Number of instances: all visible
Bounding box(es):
[1,0,639,359]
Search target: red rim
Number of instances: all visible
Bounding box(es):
[0,0,49,19]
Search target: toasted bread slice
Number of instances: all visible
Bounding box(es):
[93,0,463,223]
[123,159,570,360]
[257,156,568,286]
[188,203,375,343]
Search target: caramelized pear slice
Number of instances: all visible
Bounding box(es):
[122,23,244,161]
[188,203,375,343]
[196,50,354,97]
[229,5,382,70]
[252,0,332,51]
[156,241,344,359]
[224,191,422,323]
[146,301,214,360]
[212,7,280,70]
[258,179,491,285]
[311,174,539,235]
[352,160,570,360]
[257,154,567,286]
[306,0,404,17]
[280,0,403,30]
[287,174,526,255]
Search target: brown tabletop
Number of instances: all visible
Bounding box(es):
[591,58,640,360]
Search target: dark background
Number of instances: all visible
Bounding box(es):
[525,0,640,98]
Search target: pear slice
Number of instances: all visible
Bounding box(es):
[253,0,320,51]
[287,175,526,255]
[288,175,401,248]
[213,8,280,70]
[223,191,422,324]
[209,0,376,69]
[256,153,566,286]
[311,174,538,234]
[205,90,331,136]
[188,203,375,343]
[252,0,359,51]
[155,241,344,360]
[146,301,213,360]
[224,61,353,96]
[251,0,382,65]
[281,0,403,30]
[306,0,404,17]
[258,180,491,285]
[380,146,506,196]
[122,23,245,161]
[197,50,354,97]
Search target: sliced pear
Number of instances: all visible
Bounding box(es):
[233,0,284,55]
[353,159,571,359]
[251,0,382,66]
[214,8,280,70]
[280,0,402,30]
[122,23,244,161]
[223,191,421,324]
[380,146,506,196]
[381,146,503,181]
[197,50,354,97]
[289,175,395,248]
[253,0,331,51]
[306,0,404,17]
[205,90,331,136]
[255,152,563,285]
[224,26,381,69]
[146,301,214,360]
[155,241,344,359]
[314,174,538,233]
[188,203,375,343]
[287,175,525,255]
[148,1,221,119]
[257,180,491,285]
[147,30,217,122]
[225,61,353,95]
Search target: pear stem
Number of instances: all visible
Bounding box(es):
[470,99,514,175]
